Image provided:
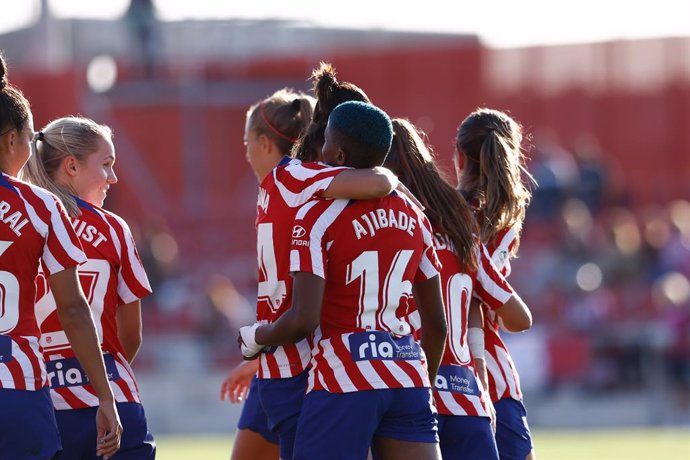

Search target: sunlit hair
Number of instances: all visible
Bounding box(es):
[292,62,370,162]
[246,88,314,155]
[386,118,478,271]
[0,53,31,152]
[456,108,535,254]
[20,116,112,217]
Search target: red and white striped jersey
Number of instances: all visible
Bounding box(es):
[0,173,86,391]
[289,193,441,393]
[431,234,513,417]
[36,198,151,409]
[255,157,345,378]
[483,225,524,403]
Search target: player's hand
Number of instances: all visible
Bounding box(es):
[238,322,265,360]
[95,399,122,459]
[220,360,259,403]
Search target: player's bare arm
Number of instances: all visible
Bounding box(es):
[321,166,397,199]
[494,292,532,332]
[116,300,143,363]
[412,274,447,382]
[49,267,122,457]
[254,272,325,346]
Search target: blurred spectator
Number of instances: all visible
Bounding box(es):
[125,0,160,78]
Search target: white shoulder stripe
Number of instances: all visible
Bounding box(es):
[308,199,349,279]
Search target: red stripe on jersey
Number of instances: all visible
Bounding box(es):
[264,352,281,378]
[331,337,372,391]
[55,387,88,408]
[435,394,451,414]
[396,360,425,388]
[6,358,26,390]
[103,212,151,301]
[313,342,343,393]
[15,338,42,388]
[282,344,302,371]
[369,360,401,388]
[23,192,79,273]
[454,392,480,416]
[113,377,135,401]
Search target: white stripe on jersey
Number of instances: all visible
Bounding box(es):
[0,360,13,384]
[491,227,517,276]
[110,379,127,401]
[274,165,336,208]
[297,199,349,279]
[50,389,68,409]
[114,357,141,403]
[320,338,354,390]
[418,217,440,279]
[474,244,512,304]
[496,345,519,398]
[355,360,388,390]
[110,213,151,302]
[294,199,320,220]
[258,339,312,379]
[12,339,42,386]
[485,351,507,398]
[26,186,85,271]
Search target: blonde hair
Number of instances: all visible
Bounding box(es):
[246,88,315,155]
[456,108,535,253]
[20,116,112,217]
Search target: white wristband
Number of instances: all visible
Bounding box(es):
[239,322,265,358]
[468,327,485,359]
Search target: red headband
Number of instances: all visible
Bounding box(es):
[260,102,298,143]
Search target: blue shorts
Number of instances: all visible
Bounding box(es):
[54,402,155,460]
[437,414,498,460]
[293,388,438,460]
[494,398,533,460]
[257,371,309,460]
[0,387,62,459]
[237,376,279,444]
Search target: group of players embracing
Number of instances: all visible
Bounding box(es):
[223,62,537,460]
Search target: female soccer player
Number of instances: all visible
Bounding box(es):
[241,101,449,460]
[228,83,398,460]
[0,54,121,459]
[21,116,154,459]
[456,108,537,460]
[384,118,532,460]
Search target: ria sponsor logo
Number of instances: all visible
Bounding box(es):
[349,331,421,361]
[47,355,120,388]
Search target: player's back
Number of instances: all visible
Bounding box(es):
[0,173,84,391]
[290,191,440,393]
[35,198,151,408]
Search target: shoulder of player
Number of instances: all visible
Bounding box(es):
[7,176,66,215]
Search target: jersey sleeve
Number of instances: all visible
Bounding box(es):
[489,226,517,277]
[473,243,513,309]
[415,212,442,281]
[275,161,347,208]
[39,194,86,276]
[109,213,152,304]
[289,198,348,279]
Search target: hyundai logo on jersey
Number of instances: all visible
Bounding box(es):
[435,364,480,396]
[47,354,120,388]
[292,225,306,238]
[348,331,421,361]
